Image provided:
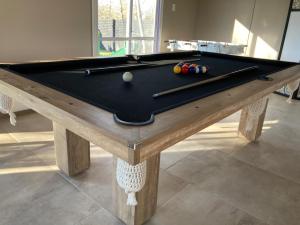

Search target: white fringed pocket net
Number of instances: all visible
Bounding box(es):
[0,94,16,126]
[116,158,147,206]
[286,79,300,103]
[245,96,268,132]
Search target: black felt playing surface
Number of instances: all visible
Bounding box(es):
[5,52,295,125]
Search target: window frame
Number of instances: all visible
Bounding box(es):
[92,0,163,56]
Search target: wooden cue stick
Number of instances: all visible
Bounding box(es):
[84,58,199,75]
[85,63,149,75]
[58,58,201,75]
[152,66,259,98]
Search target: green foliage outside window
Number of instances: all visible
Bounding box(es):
[293,0,300,9]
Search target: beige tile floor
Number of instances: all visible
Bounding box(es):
[0,94,299,225]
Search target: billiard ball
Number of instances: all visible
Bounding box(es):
[191,64,198,69]
[181,65,190,74]
[122,72,133,82]
[201,66,208,74]
[183,63,190,67]
[173,65,182,74]
[195,66,200,74]
[188,65,196,74]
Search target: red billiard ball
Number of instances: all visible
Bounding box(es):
[181,65,190,74]
[183,63,190,67]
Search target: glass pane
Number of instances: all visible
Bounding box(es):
[98,41,127,56]
[130,40,154,54]
[97,0,157,55]
[98,0,128,38]
[132,0,157,37]
[293,0,300,9]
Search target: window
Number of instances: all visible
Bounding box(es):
[293,0,300,9]
[93,0,162,57]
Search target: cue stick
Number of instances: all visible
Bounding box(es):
[85,63,150,76]
[60,58,200,75]
[84,58,200,75]
[152,66,259,98]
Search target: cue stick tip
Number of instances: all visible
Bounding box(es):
[152,93,159,98]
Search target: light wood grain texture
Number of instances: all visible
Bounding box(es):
[112,154,160,225]
[53,122,90,176]
[0,64,300,164]
[238,99,269,142]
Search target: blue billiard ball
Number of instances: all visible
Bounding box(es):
[188,66,196,74]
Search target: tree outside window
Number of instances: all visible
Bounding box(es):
[293,0,300,9]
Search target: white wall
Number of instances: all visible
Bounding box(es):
[281,12,300,62]
[247,0,290,59]
[160,0,198,51]
[195,0,290,59]
[0,0,93,63]
[195,0,255,44]
[0,0,93,111]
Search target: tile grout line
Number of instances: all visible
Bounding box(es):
[76,207,123,225]
[156,180,272,225]
[55,170,122,225]
[163,147,299,224]
[207,189,273,225]
[225,148,300,187]
[56,171,104,209]
[162,149,205,171]
[157,183,192,209]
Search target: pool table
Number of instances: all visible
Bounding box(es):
[0,51,300,225]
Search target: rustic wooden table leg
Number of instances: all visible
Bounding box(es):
[112,154,160,225]
[53,122,90,176]
[238,98,269,142]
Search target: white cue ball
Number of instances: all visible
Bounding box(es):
[122,72,133,82]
